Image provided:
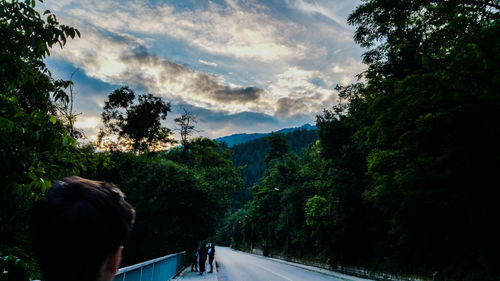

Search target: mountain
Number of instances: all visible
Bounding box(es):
[216,123,316,147]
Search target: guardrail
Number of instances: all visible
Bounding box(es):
[114,251,186,281]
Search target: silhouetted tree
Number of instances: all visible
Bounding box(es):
[174,108,199,159]
[99,87,174,152]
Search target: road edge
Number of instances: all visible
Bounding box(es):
[266,256,373,281]
[225,247,373,281]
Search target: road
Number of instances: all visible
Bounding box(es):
[215,247,345,281]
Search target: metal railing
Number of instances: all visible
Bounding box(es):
[114,251,186,281]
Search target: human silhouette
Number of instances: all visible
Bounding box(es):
[208,244,215,273]
[198,243,208,275]
[190,246,199,272]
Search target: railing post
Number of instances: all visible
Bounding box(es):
[151,262,155,281]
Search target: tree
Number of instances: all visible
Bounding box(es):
[99,87,174,152]
[264,133,289,165]
[1,1,80,279]
[54,69,83,139]
[97,137,241,265]
[226,1,499,278]
[312,110,387,268]
[174,108,200,159]
[346,0,500,278]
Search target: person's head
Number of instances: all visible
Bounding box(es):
[31,176,135,281]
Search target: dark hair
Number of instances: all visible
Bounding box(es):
[31,177,135,281]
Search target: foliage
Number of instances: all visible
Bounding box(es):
[225,1,500,280]
[89,137,242,265]
[174,108,199,156]
[347,0,500,278]
[54,69,84,139]
[99,86,174,152]
[1,0,80,280]
[231,128,318,188]
[264,133,289,164]
[227,137,317,258]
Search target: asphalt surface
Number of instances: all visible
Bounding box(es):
[216,247,344,281]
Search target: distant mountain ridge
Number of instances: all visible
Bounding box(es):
[216,123,316,147]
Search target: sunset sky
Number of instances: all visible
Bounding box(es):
[39,0,366,140]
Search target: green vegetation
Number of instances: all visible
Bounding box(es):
[230,128,318,187]
[224,1,500,280]
[98,86,174,152]
[1,0,499,280]
[1,1,81,279]
[0,1,241,279]
[94,139,241,266]
[227,129,318,210]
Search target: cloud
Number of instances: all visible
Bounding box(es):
[288,0,361,30]
[43,0,355,64]
[199,59,218,67]
[330,57,366,85]
[74,116,101,139]
[215,86,264,103]
[39,0,367,140]
[52,27,266,113]
[266,67,339,119]
[50,0,313,62]
[291,0,348,28]
[275,97,310,119]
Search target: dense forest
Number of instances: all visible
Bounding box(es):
[1,0,499,281]
[228,128,318,208]
[220,1,500,280]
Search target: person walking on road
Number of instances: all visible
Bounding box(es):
[208,244,215,273]
[198,243,208,275]
[190,246,199,272]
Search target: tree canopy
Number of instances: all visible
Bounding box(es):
[1,1,80,279]
[224,1,500,280]
[99,87,174,152]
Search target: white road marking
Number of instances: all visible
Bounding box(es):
[248,261,294,281]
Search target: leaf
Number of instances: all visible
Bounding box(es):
[49,115,57,125]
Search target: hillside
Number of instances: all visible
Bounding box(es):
[229,127,318,208]
[216,124,316,147]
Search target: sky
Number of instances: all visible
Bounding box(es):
[39,0,365,140]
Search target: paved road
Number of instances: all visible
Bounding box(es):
[216,247,344,281]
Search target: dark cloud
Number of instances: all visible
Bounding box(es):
[81,53,100,70]
[191,74,263,102]
[111,35,264,104]
[214,86,264,102]
[275,97,312,121]
[99,29,137,45]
